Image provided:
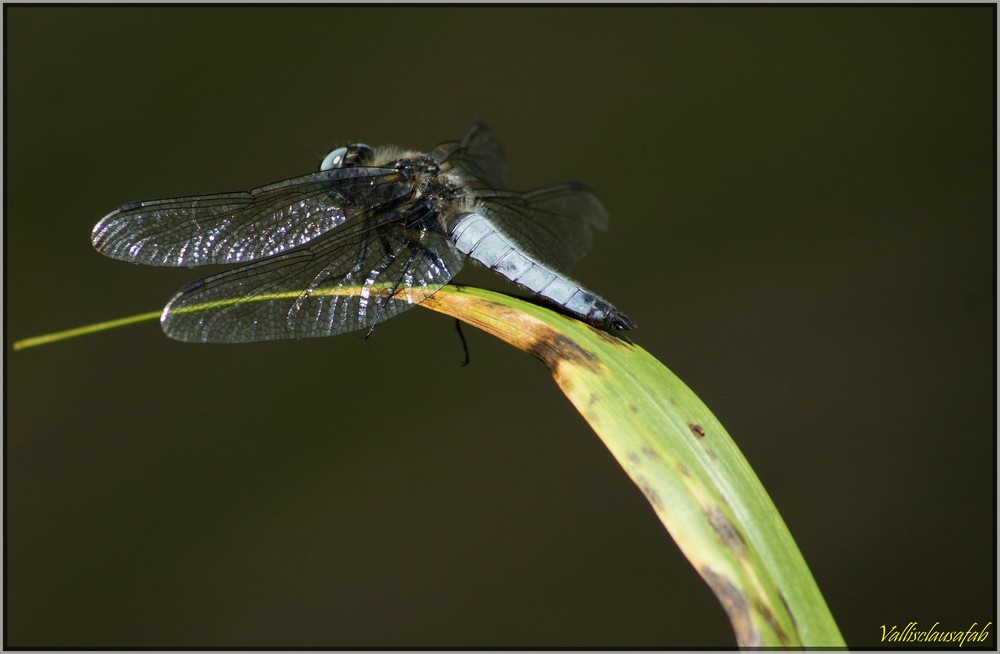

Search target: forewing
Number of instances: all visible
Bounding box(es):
[92,166,410,267]
[160,214,464,343]
[471,183,609,271]
[432,123,508,189]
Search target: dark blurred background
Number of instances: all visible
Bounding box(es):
[5,6,994,648]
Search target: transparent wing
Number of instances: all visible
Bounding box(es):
[432,122,508,189]
[92,166,411,267]
[469,183,609,272]
[160,211,464,343]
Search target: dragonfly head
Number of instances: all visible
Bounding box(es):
[319,143,374,171]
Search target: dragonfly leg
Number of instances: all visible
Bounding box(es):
[363,229,448,339]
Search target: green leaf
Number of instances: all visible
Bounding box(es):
[418,285,845,648]
[13,283,844,646]
[12,310,162,350]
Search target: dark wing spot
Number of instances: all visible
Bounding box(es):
[118,201,144,212]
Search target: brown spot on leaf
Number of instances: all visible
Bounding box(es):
[701,567,760,647]
[706,507,749,559]
[634,475,663,511]
[641,445,660,459]
[754,599,792,647]
[629,404,640,414]
[426,291,604,376]
[778,591,799,635]
[526,327,602,375]
[676,462,691,477]
[587,324,635,349]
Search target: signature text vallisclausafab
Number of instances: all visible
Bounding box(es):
[880,621,992,647]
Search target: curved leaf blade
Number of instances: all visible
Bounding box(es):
[13,283,844,646]
[417,285,845,648]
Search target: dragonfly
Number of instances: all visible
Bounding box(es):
[91,123,636,343]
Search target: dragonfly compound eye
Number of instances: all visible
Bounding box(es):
[320,147,349,171]
[320,144,374,171]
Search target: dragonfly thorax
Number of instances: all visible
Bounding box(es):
[392,155,466,217]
